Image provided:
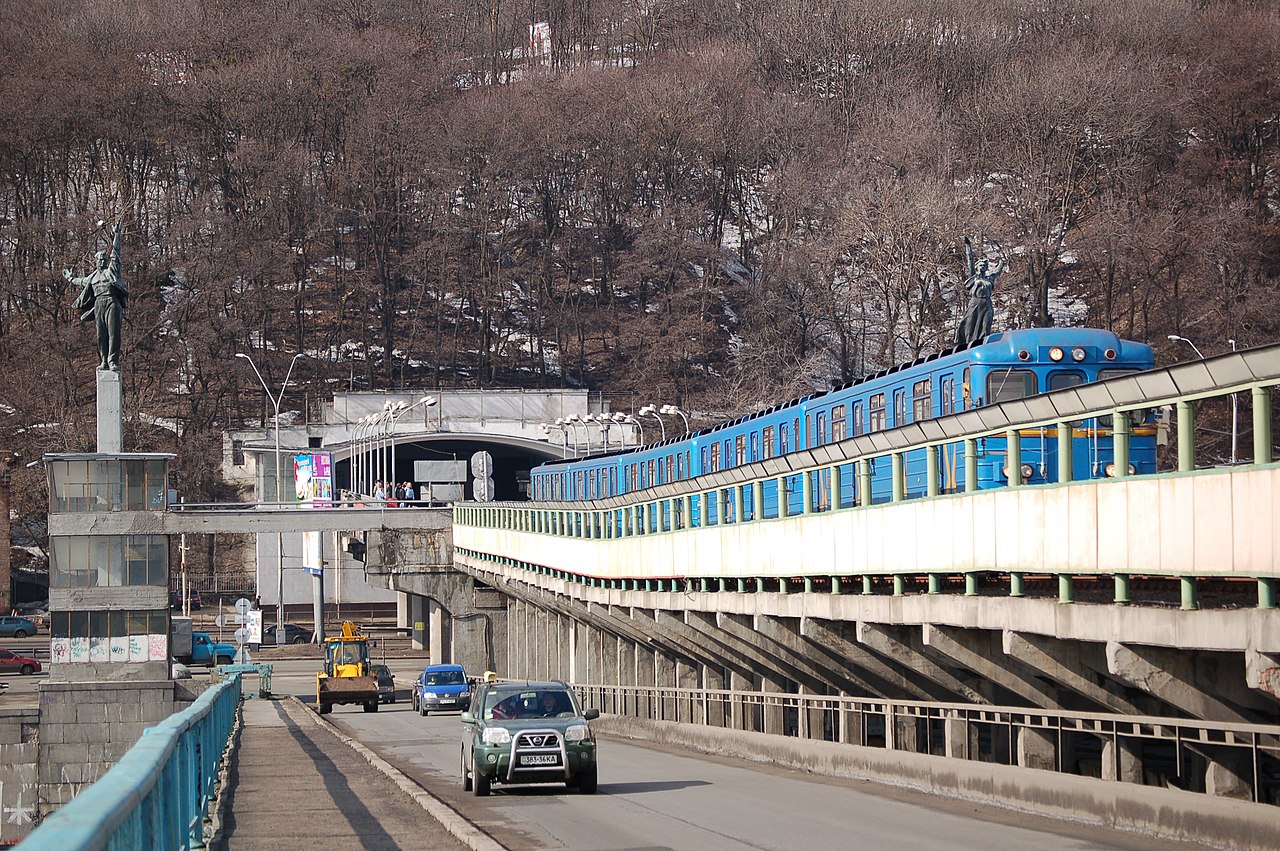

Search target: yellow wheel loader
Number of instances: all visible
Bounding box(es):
[316,621,380,714]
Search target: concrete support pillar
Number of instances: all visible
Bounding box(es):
[1017,727,1057,771]
[761,674,785,736]
[676,660,698,724]
[1205,753,1253,800]
[1254,386,1273,464]
[1006,429,1022,485]
[427,597,450,666]
[839,698,864,746]
[926,446,939,497]
[964,438,978,493]
[1101,737,1145,784]
[885,706,918,753]
[1057,422,1073,483]
[703,664,726,728]
[730,670,753,731]
[944,713,969,760]
[408,593,428,652]
[655,653,676,721]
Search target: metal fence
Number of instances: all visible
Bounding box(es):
[22,675,241,850]
[578,683,1280,805]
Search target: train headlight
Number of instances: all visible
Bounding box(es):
[1018,349,1032,361]
[1071,346,1087,362]
[1000,464,1035,481]
[1048,347,1064,362]
[1104,464,1137,477]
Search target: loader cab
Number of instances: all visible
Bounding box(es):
[326,637,369,677]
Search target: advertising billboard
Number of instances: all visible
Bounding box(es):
[294,452,334,507]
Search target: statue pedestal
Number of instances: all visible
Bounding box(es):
[96,369,122,453]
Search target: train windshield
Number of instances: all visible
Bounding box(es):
[986,369,1036,404]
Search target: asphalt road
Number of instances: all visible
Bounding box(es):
[266,658,1183,851]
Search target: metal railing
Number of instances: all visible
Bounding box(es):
[22,675,241,850]
[578,683,1280,804]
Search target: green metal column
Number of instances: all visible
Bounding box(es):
[926,446,939,497]
[1006,429,1022,486]
[862,576,872,595]
[858,460,872,507]
[1058,574,1074,604]
[1181,576,1198,611]
[891,453,904,503]
[734,484,745,523]
[1113,409,1130,477]
[1259,577,1276,610]
[753,480,765,521]
[1177,400,1195,472]
[1057,422,1073,483]
[1254,386,1273,464]
[928,574,941,594]
[777,477,789,518]
[893,575,905,596]
[802,471,814,514]
[1114,574,1130,604]
[679,496,690,530]
[964,438,978,493]
[1010,572,1024,597]
[830,465,842,509]
[965,574,977,596]
[830,575,841,595]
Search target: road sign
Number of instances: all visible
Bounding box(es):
[474,475,494,502]
[234,597,252,615]
[234,627,250,645]
[214,614,227,628]
[471,451,492,478]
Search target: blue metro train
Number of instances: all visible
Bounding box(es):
[530,328,1157,516]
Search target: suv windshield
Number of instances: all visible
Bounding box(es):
[423,670,465,686]
[484,688,577,720]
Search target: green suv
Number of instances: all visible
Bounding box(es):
[460,681,600,796]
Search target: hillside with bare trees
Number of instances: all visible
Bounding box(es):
[0,0,1276,537]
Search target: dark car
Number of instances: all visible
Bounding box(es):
[0,649,42,675]
[460,681,599,796]
[0,617,37,638]
[371,664,396,703]
[262,623,314,645]
[412,664,472,715]
[170,589,203,610]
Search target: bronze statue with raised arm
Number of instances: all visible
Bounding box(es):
[67,221,129,371]
[954,235,1004,348]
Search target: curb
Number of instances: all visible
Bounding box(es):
[285,695,505,851]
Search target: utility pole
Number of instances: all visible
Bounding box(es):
[0,452,15,613]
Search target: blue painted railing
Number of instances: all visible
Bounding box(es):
[23,676,240,850]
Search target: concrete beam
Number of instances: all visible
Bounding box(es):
[1105,642,1260,724]
[633,609,754,681]
[753,615,887,698]
[1245,650,1280,703]
[801,618,943,702]
[683,611,825,693]
[712,613,864,697]
[857,623,989,704]
[922,625,1059,709]
[1002,632,1144,715]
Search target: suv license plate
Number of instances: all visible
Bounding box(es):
[520,755,558,766]
[439,699,454,704]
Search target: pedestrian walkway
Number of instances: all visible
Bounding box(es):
[211,697,470,850]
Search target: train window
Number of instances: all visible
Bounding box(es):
[750,432,759,461]
[666,455,675,482]
[962,368,972,408]
[763,426,775,458]
[780,424,790,454]
[894,390,907,426]
[1049,371,1085,391]
[794,418,801,450]
[815,412,827,446]
[1098,368,1140,381]
[735,435,746,465]
[647,459,656,485]
[629,464,637,490]
[987,369,1037,403]
[869,394,886,432]
[575,471,584,498]
[701,446,709,471]
[832,405,847,441]
[610,468,617,495]
[912,379,932,420]
[710,442,721,471]
[941,377,955,416]
[853,403,864,436]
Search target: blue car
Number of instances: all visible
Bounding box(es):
[412,664,471,716]
[0,617,37,638]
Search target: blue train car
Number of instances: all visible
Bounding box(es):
[530,328,1156,510]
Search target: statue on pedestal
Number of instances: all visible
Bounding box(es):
[954,235,1004,348]
[67,222,128,371]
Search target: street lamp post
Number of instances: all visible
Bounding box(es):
[1229,339,1238,463]
[388,396,436,493]
[639,404,666,441]
[236,350,305,646]
[660,404,690,436]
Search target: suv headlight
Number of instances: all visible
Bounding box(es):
[422,691,436,699]
[459,688,470,696]
[482,727,511,745]
[564,724,592,743]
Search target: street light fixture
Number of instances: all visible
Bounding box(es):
[388,396,436,492]
[235,350,306,646]
[660,404,690,436]
[1167,335,1205,359]
[638,404,666,441]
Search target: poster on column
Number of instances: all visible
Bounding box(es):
[302,530,323,577]
[294,452,334,507]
